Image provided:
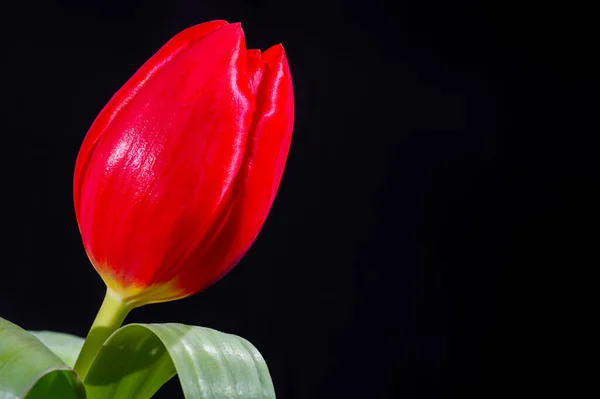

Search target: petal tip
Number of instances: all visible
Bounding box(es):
[230,22,243,32]
[182,20,229,38]
[218,21,244,40]
[247,48,262,59]
[263,43,287,65]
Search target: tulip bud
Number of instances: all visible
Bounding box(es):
[74,21,294,307]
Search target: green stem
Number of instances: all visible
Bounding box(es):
[73,289,133,380]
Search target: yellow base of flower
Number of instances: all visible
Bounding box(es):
[100,272,188,307]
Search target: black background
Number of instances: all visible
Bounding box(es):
[0,1,593,398]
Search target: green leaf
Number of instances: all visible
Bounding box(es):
[84,323,275,399]
[29,331,84,368]
[0,317,85,399]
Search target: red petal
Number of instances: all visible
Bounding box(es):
[171,44,294,298]
[77,22,257,295]
[74,20,228,220]
[246,49,264,97]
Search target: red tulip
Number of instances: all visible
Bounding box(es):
[73,20,294,307]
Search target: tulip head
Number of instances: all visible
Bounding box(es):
[74,21,294,306]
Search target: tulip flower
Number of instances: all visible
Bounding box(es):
[72,20,293,379]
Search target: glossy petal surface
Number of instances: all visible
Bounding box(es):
[174,45,295,297]
[74,21,294,305]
